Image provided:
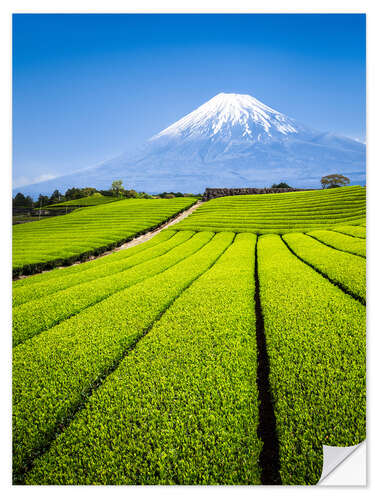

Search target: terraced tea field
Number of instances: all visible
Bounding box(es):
[174,185,366,233]
[12,197,196,277]
[12,186,366,485]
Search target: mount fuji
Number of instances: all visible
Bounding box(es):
[17,92,366,197]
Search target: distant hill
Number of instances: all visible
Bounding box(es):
[46,193,119,208]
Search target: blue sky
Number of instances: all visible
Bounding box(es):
[13,13,366,188]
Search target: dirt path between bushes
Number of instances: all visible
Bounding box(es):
[112,201,202,252]
[14,201,202,281]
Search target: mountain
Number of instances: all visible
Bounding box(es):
[16,93,365,197]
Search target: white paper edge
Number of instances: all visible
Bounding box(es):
[318,440,366,485]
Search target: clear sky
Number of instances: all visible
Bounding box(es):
[13,13,366,188]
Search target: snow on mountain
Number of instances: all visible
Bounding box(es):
[16,92,366,197]
[151,93,301,142]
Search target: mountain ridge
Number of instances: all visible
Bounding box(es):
[14,92,366,197]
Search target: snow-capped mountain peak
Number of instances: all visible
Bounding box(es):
[151,92,301,144]
[15,91,365,197]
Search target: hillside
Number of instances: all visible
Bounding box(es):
[174,186,366,234]
[13,197,197,276]
[46,193,119,208]
[13,178,366,485]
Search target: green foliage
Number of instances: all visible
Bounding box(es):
[271,182,291,188]
[13,232,233,481]
[35,194,50,208]
[12,198,197,276]
[25,233,262,485]
[174,186,365,234]
[64,187,84,200]
[80,187,98,197]
[258,234,365,484]
[283,233,366,302]
[13,193,33,209]
[49,190,63,204]
[321,174,350,189]
[46,194,119,208]
[111,179,124,197]
[12,231,199,346]
[12,230,176,304]
[13,192,27,207]
[158,192,188,198]
[308,229,366,257]
[137,192,153,199]
[330,225,366,239]
[12,183,366,485]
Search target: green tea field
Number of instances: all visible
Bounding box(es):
[46,193,120,208]
[174,185,366,233]
[12,186,366,485]
[12,197,197,277]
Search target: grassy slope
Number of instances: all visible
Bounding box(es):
[13,197,197,276]
[173,186,366,234]
[13,186,366,485]
[46,193,119,208]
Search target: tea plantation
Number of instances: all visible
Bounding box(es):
[173,185,366,233]
[46,193,120,208]
[12,186,366,485]
[12,197,197,277]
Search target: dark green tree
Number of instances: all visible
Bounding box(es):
[24,196,34,209]
[65,187,83,200]
[49,189,63,204]
[35,194,50,208]
[272,182,291,188]
[13,192,27,207]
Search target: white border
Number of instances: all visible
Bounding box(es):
[1,1,373,498]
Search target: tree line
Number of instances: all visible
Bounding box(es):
[13,180,200,210]
[271,175,350,190]
[13,174,350,210]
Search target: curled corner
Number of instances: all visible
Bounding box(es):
[318,440,366,485]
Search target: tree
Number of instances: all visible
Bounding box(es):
[272,182,291,189]
[159,192,176,198]
[125,189,137,198]
[65,187,83,200]
[24,196,34,209]
[111,180,125,197]
[321,174,350,189]
[35,194,50,208]
[81,187,97,197]
[13,192,34,213]
[138,192,153,199]
[99,190,114,197]
[13,192,27,207]
[49,189,63,204]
